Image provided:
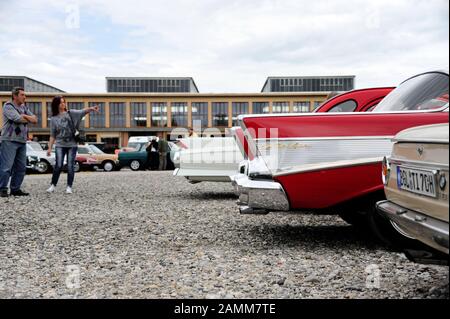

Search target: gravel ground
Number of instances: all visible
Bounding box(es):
[0,171,448,299]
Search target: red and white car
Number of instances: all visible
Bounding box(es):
[232,71,449,247]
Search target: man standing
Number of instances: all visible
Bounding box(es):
[0,87,38,197]
[157,133,169,171]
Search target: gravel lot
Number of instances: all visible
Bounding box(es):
[0,171,448,299]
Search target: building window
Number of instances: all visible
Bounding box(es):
[314,101,323,110]
[110,102,126,127]
[252,102,270,114]
[47,102,52,124]
[67,102,84,110]
[212,102,229,127]
[86,134,97,143]
[191,102,208,128]
[131,102,147,127]
[171,102,188,127]
[272,102,289,113]
[293,101,311,113]
[26,102,42,127]
[89,102,105,128]
[232,102,249,126]
[151,102,167,127]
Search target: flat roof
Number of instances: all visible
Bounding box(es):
[0,75,65,92]
[261,75,356,92]
[106,76,199,93]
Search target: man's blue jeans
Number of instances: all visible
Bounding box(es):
[51,146,78,187]
[0,141,27,192]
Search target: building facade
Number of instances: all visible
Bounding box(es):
[262,76,355,92]
[0,76,64,93]
[0,92,329,150]
[106,77,199,93]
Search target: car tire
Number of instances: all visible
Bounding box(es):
[338,211,367,228]
[130,160,141,171]
[74,161,81,173]
[102,161,115,172]
[35,160,50,174]
[357,191,422,250]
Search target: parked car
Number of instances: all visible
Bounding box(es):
[26,154,40,173]
[174,137,244,183]
[74,154,98,173]
[118,141,176,171]
[376,123,449,263]
[77,144,118,172]
[26,141,56,174]
[174,87,395,184]
[232,71,449,248]
[313,87,394,112]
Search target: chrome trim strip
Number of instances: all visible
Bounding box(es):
[393,139,449,144]
[377,200,449,254]
[273,157,384,177]
[237,105,448,120]
[389,158,449,171]
[255,136,394,142]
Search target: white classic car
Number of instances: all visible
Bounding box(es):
[173,136,244,183]
[26,141,56,174]
[377,123,449,264]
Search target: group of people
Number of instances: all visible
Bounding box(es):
[0,87,176,197]
[145,136,169,171]
[0,87,99,196]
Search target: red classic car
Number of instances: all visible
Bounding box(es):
[232,71,449,248]
[314,87,394,112]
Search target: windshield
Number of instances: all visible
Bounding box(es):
[28,142,44,151]
[373,72,449,112]
[127,143,143,151]
[88,144,104,154]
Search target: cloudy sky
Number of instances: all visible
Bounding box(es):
[0,0,448,93]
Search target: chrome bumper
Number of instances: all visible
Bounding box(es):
[376,200,449,255]
[231,174,290,214]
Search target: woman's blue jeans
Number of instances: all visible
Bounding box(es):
[51,146,78,187]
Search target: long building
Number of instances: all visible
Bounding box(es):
[0,91,329,150]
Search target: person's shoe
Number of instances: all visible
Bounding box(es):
[66,186,73,194]
[0,190,8,198]
[47,185,56,193]
[10,190,30,197]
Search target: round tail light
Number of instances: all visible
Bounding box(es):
[382,156,391,185]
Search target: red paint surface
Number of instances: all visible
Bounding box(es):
[316,87,394,112]
[242,111,448,209]
[244,112,448,139]
[275,163,384,209]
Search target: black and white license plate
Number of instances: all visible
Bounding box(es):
[397,166,437,198]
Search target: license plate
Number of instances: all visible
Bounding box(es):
[397,166,437,198]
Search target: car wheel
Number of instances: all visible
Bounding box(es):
[130,160,141,171]
[102,161,115,172]
[74,161,81,173]
[338,211,367,228]
[35,160,50,174]
[360,191,422,250]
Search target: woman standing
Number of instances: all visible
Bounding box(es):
[46,96,99,194]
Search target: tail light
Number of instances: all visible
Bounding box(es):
[235,128,255,161]
[382,156,391,185]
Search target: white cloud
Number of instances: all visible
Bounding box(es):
[0,0,448,92]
